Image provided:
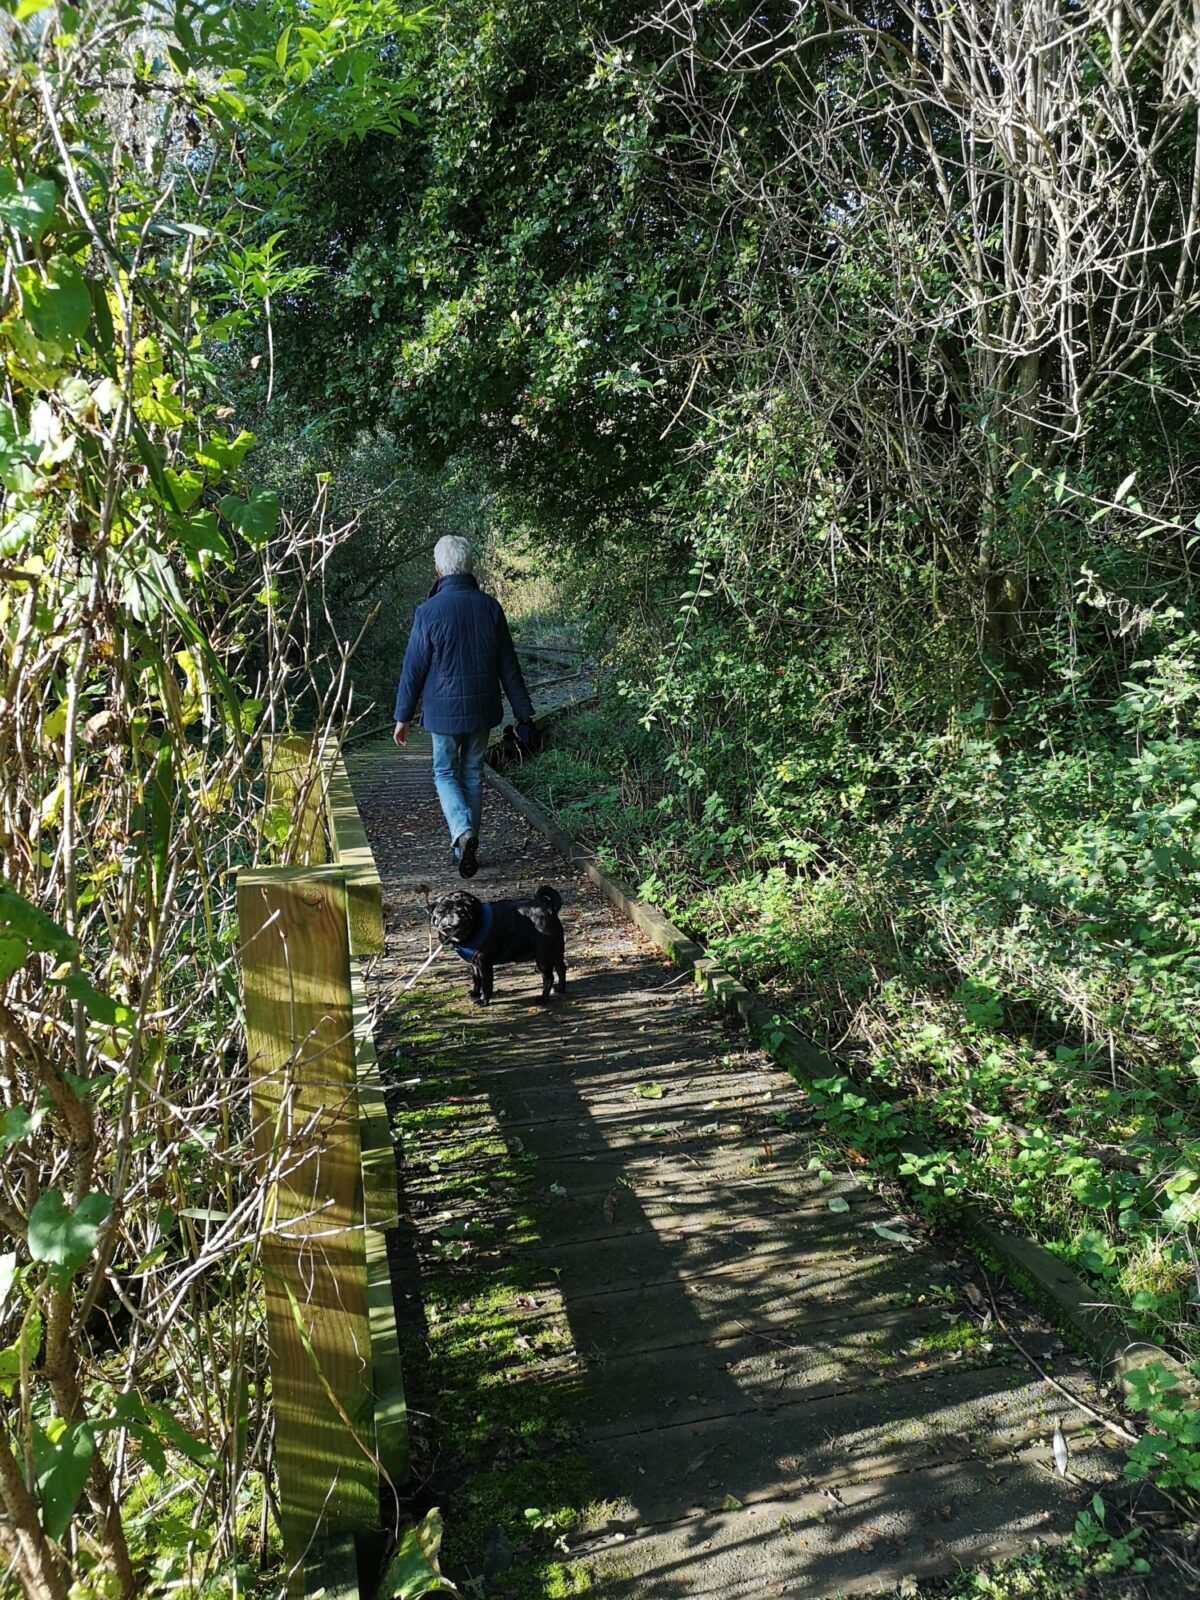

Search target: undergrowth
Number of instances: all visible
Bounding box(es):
[510,693,1200,1381]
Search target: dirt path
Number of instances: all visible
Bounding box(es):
[350,732,1120,1600]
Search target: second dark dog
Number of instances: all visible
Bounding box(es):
[484,720,545,772]
[430,886,567,1006]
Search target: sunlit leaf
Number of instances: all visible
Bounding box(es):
[54,972,132,1028]
[32,1418,94,1540]
[219,486,279,547]
[16,258,91,342]
[28,1190,112,1272]
[0,169,57,241]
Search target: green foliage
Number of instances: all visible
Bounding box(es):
[27,1191,112,1275]
[245,418,493,715]
[1123,1362,1200,1497]
[264,0,690,529]
[0,0,425,1592]
[32,1418,95,1542]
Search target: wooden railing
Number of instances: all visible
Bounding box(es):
[238,740,405,1597]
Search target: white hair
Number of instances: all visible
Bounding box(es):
[434,535,474,575]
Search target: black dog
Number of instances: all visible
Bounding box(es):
[485,720,545,773]
[430,886,567,1006]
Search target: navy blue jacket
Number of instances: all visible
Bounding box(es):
[393,574,534,734]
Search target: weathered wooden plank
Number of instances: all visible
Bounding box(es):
[326,756,385,955]
[299,1532,359,1599]
[265,733,330,865]
[238,866,376,1555]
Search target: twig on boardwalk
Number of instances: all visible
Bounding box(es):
[980,1277,1136,1444]
[401,945,447,992]
[652,969,692,990]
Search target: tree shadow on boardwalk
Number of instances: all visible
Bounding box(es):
[358,747,1119,1599]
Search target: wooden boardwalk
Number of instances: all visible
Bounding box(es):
[351,733,1120,1599]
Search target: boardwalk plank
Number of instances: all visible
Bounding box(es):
[351,730,1120,1599]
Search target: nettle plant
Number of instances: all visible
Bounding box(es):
[0,3,422,1595]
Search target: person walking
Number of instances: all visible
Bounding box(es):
[393,535,535,877]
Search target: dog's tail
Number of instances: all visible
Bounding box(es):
[535,885,562,913]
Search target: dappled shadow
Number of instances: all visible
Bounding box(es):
[355,740,1120,1598]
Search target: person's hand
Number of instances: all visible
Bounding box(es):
[394,721,409,746]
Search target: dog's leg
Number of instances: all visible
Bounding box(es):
[536,961,554,1004]
[555,955,567,994]
[476,954,494,1006]
[470,960,485,1006]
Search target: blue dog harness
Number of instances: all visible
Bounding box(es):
[453,899,541,964]
[454,901,495,962]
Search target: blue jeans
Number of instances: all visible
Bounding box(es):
[430,729,490,848]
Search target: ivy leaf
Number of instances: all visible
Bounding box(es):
[174,509,234,567]
[28,1190,112,1273]
[195,428,255,478]
[164,467,205,512]
[0,169,57,241]
[137,394,187,428]
[219,486,279,547]
[32,1418,94,1540]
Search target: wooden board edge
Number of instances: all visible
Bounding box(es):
[350,961,398,1229]
[347,957,409,1486]
[365,1223,410,1488]
[326,756,385,956]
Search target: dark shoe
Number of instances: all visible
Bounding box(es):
[457,833,479,879]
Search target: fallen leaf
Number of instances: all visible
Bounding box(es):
[872,1223,916,1249]
[721,1494,743,1512]
[603,1190,618,1224]
[827,1196,850,1213]
[1052,1420,1069,1477]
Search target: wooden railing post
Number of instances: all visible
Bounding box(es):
[237,865,377,1564]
